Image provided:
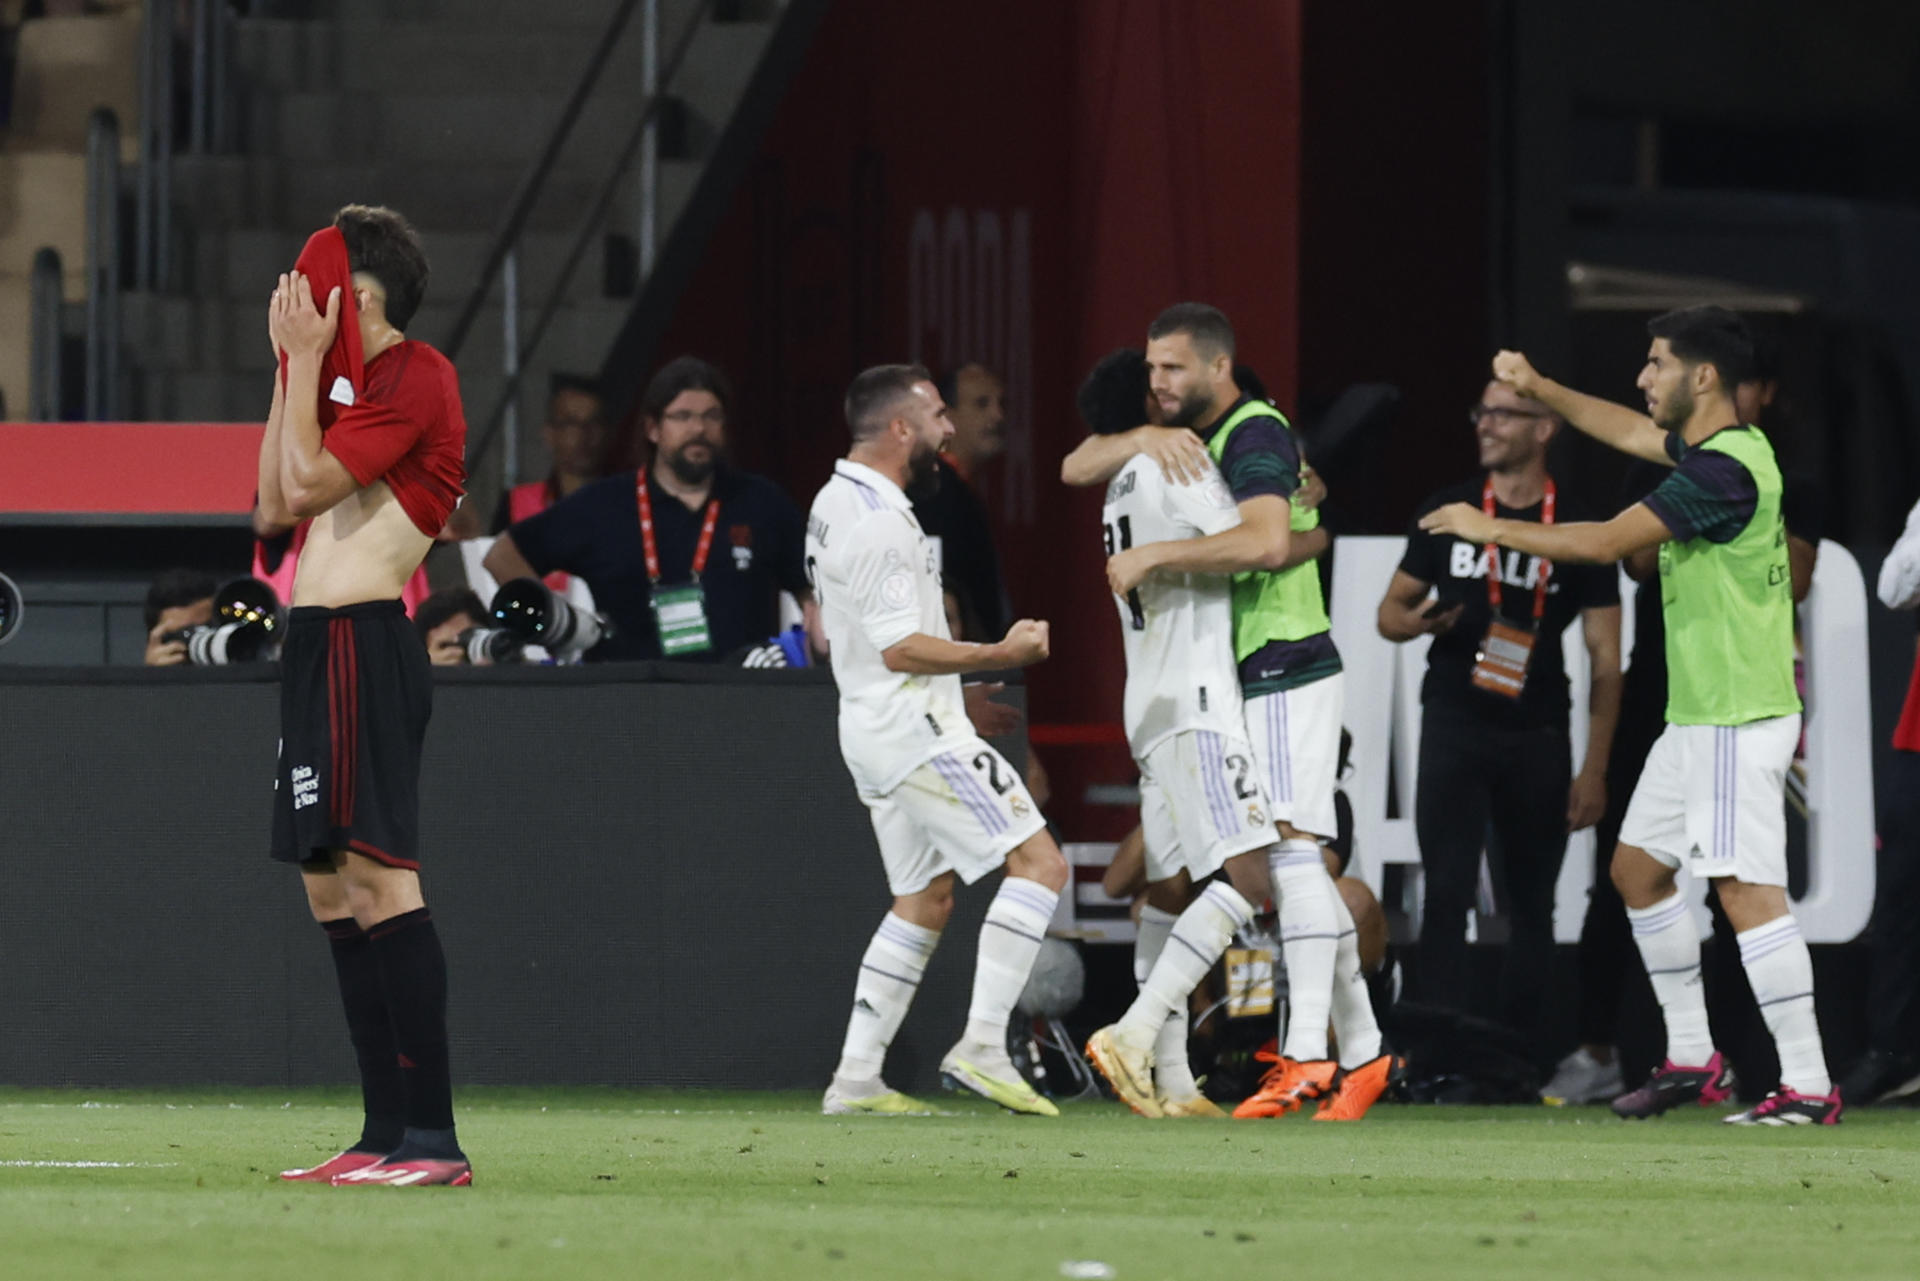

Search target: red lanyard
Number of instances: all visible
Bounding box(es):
[636,469,721,584]
[1482,476,1554,621]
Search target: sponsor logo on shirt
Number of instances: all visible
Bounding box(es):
[1448,541,1560,592]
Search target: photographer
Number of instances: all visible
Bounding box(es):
[484,357,814,662]
[414,588,488,666]
[142,569,220,666]
[1377,378,1621,1052]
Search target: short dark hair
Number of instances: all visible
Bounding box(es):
[1647,305,1756,392]
[334,204,429,331]
[845,363,933,441]
[935,361,996,407]
[144,568,219,632]
[640,356,732,421]
[414,588,486,642]
[1148,302,1236,360]
[1233,362,1269,404]
[1077,349,1149,436]
[549,371,604,407]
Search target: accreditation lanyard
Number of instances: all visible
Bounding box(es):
[636,469,721,656]
[1481,476,1555,622]
[1471,477,1554,700]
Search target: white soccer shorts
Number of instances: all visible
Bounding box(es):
[1619,713,1800,886]
[1138,728,1279,884]
[863,738,1047,896]
[1243,671,1343,841]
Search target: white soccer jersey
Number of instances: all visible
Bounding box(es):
[1102,454,1248,757]
[807,459,973,796]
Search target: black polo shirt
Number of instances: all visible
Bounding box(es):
[507,465,809,662]
[1400,475,1620,730]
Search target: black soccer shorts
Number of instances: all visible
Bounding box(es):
[270,599,432,869]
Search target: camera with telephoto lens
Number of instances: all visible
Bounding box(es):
[0,571,23,647]
[456,625,524,665]
[489,577,612,661]
[163,577,283,665]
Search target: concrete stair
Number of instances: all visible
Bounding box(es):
[89,0,801,515]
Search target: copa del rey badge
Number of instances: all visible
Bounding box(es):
[329,376,356,406]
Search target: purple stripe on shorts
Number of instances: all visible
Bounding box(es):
[935,752,1007,837]
[948,753,1009,837]
[1730,726,1742,861]
[1197,732,1238,840]
[1275,692,1293,805]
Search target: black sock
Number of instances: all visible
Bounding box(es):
[321,918,405,1154]
[367,907,461,1158]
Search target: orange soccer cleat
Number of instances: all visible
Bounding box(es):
[1312,1054,1404,1121]
[1231,1051,1338,1119]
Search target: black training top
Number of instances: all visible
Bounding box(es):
[1400,475,1620,729]
[910,456,1012,641]
[507,465,809,662]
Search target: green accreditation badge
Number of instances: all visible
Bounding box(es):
[636,467,723,659]
[651,583,712,656]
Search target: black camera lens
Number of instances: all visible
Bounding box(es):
[457,626,523,665]
[490,578,609,660]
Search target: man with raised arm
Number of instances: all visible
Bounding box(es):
[1421,305,1837,1125]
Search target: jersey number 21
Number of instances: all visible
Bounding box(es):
[1103,516,1145,630]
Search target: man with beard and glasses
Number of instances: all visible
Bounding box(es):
[1422,306,1838,1126]
[486,356,815,662]
[807,363,1068,1117]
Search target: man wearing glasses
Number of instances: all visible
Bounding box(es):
[487,356,816,661]
[1376,378,1622,1053]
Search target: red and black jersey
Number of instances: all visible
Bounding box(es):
[323,340,468,537]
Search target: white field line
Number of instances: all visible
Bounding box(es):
[0,1161,179,1168]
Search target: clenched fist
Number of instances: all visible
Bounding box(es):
[1491,349,1542,398]
[998,618,1051,668]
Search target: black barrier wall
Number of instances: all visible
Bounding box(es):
[0,665,1023,1091]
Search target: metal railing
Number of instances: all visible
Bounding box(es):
[84,109,122,421]
[135,0,234,293]
[29,249,64,421]
[449,0,716,485]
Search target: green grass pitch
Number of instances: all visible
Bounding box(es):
[3,1087,1917,1280]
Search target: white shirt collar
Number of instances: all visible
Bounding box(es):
[834,458,910,509]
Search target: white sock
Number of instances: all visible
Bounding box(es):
[1117,880,1255,1044]
[1738,915,1831,1095]
[834,912,940,1082]
[1272,842,1339,1062]
[1627,892,1714,1066]
[1135,903,1199,1097]
[1154,1010,1199,1099]
[1328,890,1383,1066]
[1134,904,1177,986]
[962,877,1061,1048]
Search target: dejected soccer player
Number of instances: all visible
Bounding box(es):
[807,364,1069,1118]
[1422,305,1838,1126]
[259,205,476,1184]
